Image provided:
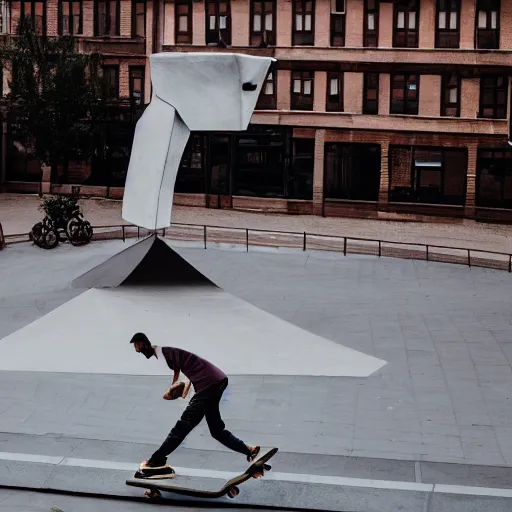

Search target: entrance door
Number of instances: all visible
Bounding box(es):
[207,134,232,208]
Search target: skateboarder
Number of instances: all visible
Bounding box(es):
[130,332,260,478]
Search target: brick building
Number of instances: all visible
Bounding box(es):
[2,0,512,221]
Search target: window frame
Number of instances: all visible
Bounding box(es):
[293,0,315,46]
[390,73,419,115]
[441,72,461,117]
[129,66,145,106]
[435,0,460,48]
[94,0,120,36]
[256,67,277,109]
[363,72,379,115]
[175,0,192,44]
[58,0,83,35]
[250,0,276,46]
[205,0,231,45]
[326,72,344,112]
[393,0,419,48]
[476,0,500,49]
[479,74,508,119]
[19,0,46,35]
[131,0,146,37]
[102,64,120,99]
[291,70,314,111]
[364,0,379,47]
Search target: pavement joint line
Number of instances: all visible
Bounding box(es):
[7,451,512,497]
[414,461,422,483]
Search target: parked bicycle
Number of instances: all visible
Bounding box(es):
[29,196,93,250]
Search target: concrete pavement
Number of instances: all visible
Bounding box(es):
[3,192,512,253]
[2,239,512,510]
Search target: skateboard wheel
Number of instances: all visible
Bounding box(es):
[145,489,161,500]
[227,486,240,499]
[263,463,271,471]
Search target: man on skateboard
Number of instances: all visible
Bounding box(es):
[130,333,260,479]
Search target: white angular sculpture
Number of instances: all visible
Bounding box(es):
[122,52,275,230]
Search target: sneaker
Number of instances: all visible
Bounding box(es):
[136,460,176,480]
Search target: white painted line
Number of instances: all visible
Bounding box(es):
[0,452,64,465]
[434,484,512,498]
[61,458,136,472]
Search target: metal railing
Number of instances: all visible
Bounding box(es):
[2,221,512,273]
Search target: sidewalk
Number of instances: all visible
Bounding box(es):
[2,193,512,253]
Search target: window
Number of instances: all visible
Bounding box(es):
[364,0,378,47]
[256,69,277,109]
[176,134,206,194]
[363,72,379,114]
[293,0,314,45]
[19,1,46,35]
[476,0,500,49]
[390,74,419,115]
[330,12,345,46]
[205,0,231,45]
[58,1,82,34]
[325,143,381,201]
[0,1,9,34]
[479,75,508,119]
[477,149,512,208]
[289,138,314,200]
[95,0,120,36]
[291,71,314,110]
[103,65,119,99]
[129,67,145,106]
[175,0,192,43]
[326,72,343,112]
[250,0,275,46]
[132,0,145,37]
[393,0,419,48]
[232,126,288,198]
[441,73,460,117]
[436,0,460,48]
[389,146,467,205]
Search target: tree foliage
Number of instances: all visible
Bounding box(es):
[0,23,111,170]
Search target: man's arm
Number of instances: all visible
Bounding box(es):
[181,381,192,399]
[171,368,180,384]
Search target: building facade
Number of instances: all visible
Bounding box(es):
[3,0,512,221]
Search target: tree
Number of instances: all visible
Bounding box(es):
[0,22,111,180]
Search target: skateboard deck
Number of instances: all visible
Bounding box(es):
[126,447,278,500]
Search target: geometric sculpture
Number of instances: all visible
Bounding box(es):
[121,53,275,230]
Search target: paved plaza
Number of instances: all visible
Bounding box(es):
[3,192,512,253]
[1,239,512,473]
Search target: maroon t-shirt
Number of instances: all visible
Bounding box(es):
[161,347,226,393]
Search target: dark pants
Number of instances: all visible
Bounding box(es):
[149,377,250,466]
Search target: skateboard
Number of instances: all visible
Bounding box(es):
[126,447,278,500]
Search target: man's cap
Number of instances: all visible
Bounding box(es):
[130,332,150,344]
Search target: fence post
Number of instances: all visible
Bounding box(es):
[509,255,512,273]
[137,226,140,239]
[204,225,207,249]
[163,227,166,238]
[468,249,471,267]
[303,232,306,251]
[122,225,125,243]
[426,245,429,261]
[344,237,347,256]
[246,229,249,252]
[378,240,382,257]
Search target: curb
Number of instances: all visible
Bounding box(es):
[1,452,512,512]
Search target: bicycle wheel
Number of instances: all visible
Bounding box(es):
[41,229,59,249]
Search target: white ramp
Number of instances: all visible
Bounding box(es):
[0,286,386,377]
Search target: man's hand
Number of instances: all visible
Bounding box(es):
[181,381,192,399]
